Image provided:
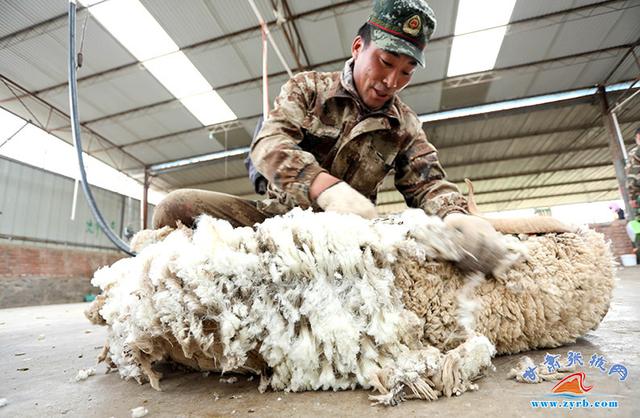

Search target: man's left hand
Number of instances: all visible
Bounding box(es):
[444,213,507,275]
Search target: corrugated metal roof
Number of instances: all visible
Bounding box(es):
[141,0,226,48]
[1,0,639,212]
[0,0,66,39]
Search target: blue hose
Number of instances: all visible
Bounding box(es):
[68,1,135,256]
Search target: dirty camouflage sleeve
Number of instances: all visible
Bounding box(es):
[394,117,468,218]
[251,72,326,208]
[626,146,640,204]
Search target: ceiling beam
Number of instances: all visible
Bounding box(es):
[92,113,262,156]
[376,177,618,197]
[457,188,618,206]
[377,188,619,210]
[175,174,251,190]
[137,136,625,179]
[282,0,312,70]
[233,176,619,201]
[55,43,634,145]
[0,6,88,49]
[178,163,614,198]
[409,44,631,92]
[602,35,640,84]
[0,74,145,169]
[95,85,640,159]
[10,0,368,101]
[8,0,629,104]
[443,144,627,169]
[432,117,640,150]
[446,163,613,184]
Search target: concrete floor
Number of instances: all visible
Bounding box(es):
[1,267,638,418]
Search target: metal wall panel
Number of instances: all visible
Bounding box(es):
[0,157,151,249]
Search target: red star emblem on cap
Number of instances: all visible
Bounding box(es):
[402,15,421,36]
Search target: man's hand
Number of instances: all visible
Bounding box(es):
[444,213,507,274]
[316,181,378,219]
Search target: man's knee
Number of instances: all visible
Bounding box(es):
[152,189,198,229]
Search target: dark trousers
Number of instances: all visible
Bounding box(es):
[152,189,275,229]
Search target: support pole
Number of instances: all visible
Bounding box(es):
[598,85,634,218]
[142,169,150,230]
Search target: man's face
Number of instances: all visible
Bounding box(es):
[351,36,417,110]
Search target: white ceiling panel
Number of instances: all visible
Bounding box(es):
[142,0,225,48]
[599,4,640,46]
[485,71,538,103]
[547,10,626,58]
[0,48,59,90]
[2,32,67,91]
[41,88,106,121]
[572,54,623,86]
[89,121,139,146]
[297,12,346,64]
[427,0,458,39]
[412,41,450,84]
[0,0,66,38]
[399,83,443,115]
[231,28,299,79]
[122,142,171,165]
[286,0,335,16]
[1,0,637,210]
[65,73,174,120]
[525,62,588,96]
[510,0,600,22]
[49,17,136,76]
[206,0,265,35]
[497,24,561,68]
[187,44,255,88]
[101,108,198,143]
[179,135,227,158]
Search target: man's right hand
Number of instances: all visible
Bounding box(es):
[315,180,378,219]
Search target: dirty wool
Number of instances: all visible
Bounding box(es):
[86,208,615,405]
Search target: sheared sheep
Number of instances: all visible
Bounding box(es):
[86,203,614,405]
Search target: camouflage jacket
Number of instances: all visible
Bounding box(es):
[626,145,640,204]
[251,59,468,218]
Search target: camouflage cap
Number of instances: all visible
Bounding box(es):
[367,0,436,67]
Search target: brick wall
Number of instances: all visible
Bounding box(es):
[589,219,635,258]
[0,243,124,308]
[0,243,123,279]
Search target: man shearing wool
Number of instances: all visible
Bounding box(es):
[152,0,505,273]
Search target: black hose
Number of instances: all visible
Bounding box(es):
[68,1,135,256]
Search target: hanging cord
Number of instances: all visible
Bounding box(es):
[68,0,135,256]
[70,11,89,222]
[260,22,270,118]
[77,8,90,69]
[247,0,294,91]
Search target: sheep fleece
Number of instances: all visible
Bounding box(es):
[86,208,615,403]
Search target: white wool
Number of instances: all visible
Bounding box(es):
[130,406,148,417]
[0,398,7,407]
[508,355,576,384]
[87,208,545,403]
[456,273,485,334]
[75,367,96,382]
[456,335,496,380]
